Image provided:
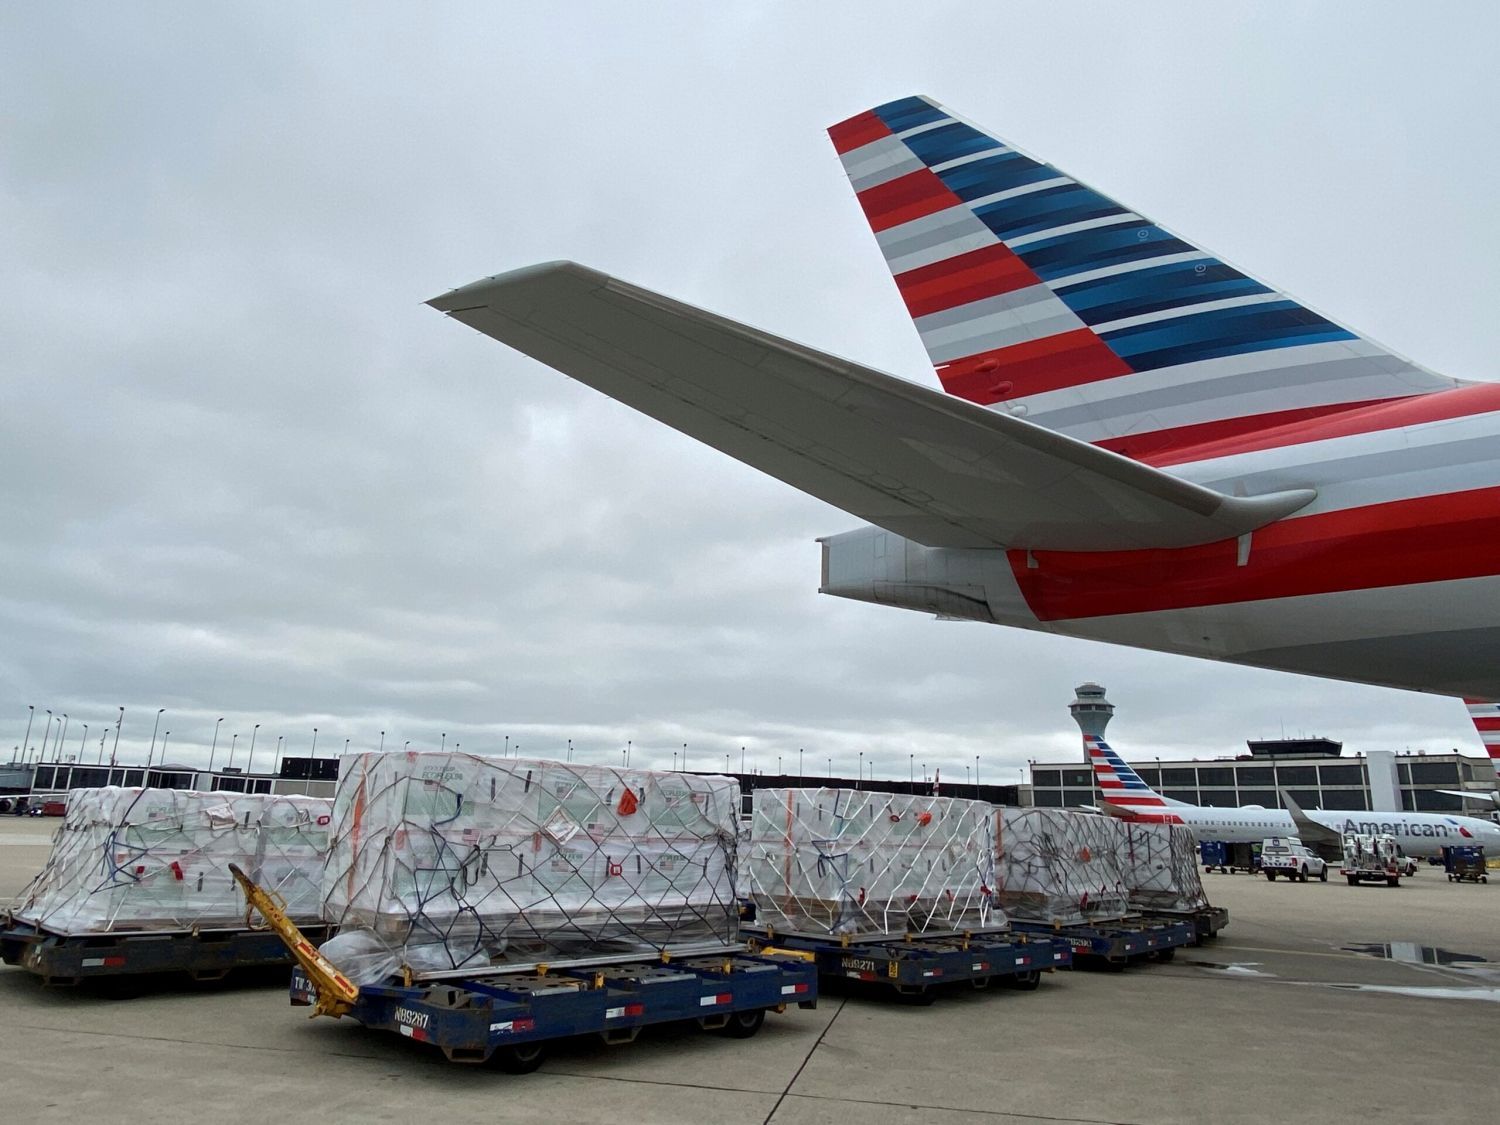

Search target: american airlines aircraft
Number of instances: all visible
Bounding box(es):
[1440,699,1500,810]
[1085,733,1500,858]
[429,95,1500,699]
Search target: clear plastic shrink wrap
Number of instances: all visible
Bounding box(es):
[11,787,331,934]
[743,788,998,936]
[994,807,1131,925]
[1118,821,1210,912]
[318,753,740,984]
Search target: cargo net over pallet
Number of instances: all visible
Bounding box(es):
[1118,822,1210,913]
[10,787,331,935]
[744,788,999,937]
[319,753,740,985]
[994,807,1131,926]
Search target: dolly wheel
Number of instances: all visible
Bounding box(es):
[714,1007,766,1039]
[1009,970,1042,991]
[493,1041,548,1074]
[1156,947,1176,963]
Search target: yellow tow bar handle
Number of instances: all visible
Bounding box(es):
[227,862,360,1020]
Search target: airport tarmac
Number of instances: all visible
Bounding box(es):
[1,815,1497,1124]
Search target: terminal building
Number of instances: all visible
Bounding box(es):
[1029,684,1500,815]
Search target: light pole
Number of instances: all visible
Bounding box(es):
[975,755,980,796]
[78,723,88,762]
[503,735,509,757]
[567,739,573,762]
[22,706,33,766]
[112,706,123,768]
[440,732,446,752]
[41,710,53,761]
[311,727,319,757]
[909,753,914,784]
[777,755,782,774]
[627,740,633,767]
[209,717,224,771]
[276,735,284,771]
[97,731,107,764]
[159,731,170,771]
[679,742,684,771]
[857,751,863,789]
[57,714,68,762]
[741,746,747,773]
[228,733,238,771]
[827,757,832,776]
[344,738,350,758]
[799,747,804,780]
[148,709,164,768]
[247,724,259,773]
[403,740,410,752]
[379,730,385,752]
[672,749,677,770]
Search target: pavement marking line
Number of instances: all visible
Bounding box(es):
[777,1090,1144,1125]
[763,996,847,1125]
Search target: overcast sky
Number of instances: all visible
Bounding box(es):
[3,3,1498,781]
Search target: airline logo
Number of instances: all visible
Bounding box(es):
[1084,735,1183,824]
[1464,699,1500,778]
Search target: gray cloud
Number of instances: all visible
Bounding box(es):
[3,3,1498,779]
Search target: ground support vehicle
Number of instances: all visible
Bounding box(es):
[1442,845,1488,883]
[0,910,332,987]
[1341,833,1403,886]
[740,924,1069,1001]
[1008,916,1194,970]
[1143,904,1229,945]
[288,948,818,1069]
[1260,837,1329,883]
[1199,841,1259,874]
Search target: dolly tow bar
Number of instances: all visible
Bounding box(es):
[227,862,359,1019]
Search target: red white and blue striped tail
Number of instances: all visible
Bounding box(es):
[828,96,1463,461]
[1464,699,1500,779]
[1084,734,1181,823]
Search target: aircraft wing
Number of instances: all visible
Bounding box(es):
[1437,788,1500,809]
[1279,790,1342,847]
[428,262,1316,552]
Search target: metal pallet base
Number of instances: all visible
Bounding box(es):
[1008,916,1195,966]
[290,950,819,1066]
[741,924,1070,999]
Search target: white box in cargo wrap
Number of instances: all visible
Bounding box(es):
[11,787,331,935]
[744,788,999,936]
[1118,821,1210,912]
[994,806,1131,926]
[319,753,740,981]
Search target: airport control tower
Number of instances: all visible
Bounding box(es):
[1069,682,1115,761]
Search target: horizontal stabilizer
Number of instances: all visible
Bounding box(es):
[429,262,1314,551]
[1437,788,1500,809]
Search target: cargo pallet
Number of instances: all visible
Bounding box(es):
[288,948,819,1071]
[0,912,333,986]
[740,924,1070,1001]
[1009,916,1195,968]
[1143,905,1229,945]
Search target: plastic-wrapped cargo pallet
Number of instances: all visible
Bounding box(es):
[994,806,1131,926]
[1118,821,1210,913]
[10,787,331,934]
[744,788,999,936]
[319,753,740,984]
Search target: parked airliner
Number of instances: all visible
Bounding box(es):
[1086,733,1500,857]
[429,95,1500,699]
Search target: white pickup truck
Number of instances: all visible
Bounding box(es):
[1260,837,1329,882]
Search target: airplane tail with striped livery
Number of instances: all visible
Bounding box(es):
[828,95,1460,461]
[1464,699,1500,781]
[1083,733,1182,824]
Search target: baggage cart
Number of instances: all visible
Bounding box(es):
[1009,916,1194,969]
[1442,845,1488,884]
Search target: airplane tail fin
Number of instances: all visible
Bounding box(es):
[1084,734,1179,823]
[828,96,1459,460]
[1463,699,1500,781]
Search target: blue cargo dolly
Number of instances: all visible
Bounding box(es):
[1142,904,1230,945]
[1009,916,1194,969]
[288,948,819,1071]
[0,911,332,986]
[740,924,1070,1001]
